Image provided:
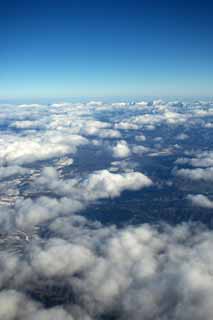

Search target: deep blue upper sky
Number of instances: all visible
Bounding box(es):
[1,0,213,100]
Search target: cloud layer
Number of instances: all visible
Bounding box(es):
[0,99,213,319]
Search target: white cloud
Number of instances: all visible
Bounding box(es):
[86,101,104,107]
[10,166,153,230]
[114,122,138,130]
[0,133,88,165]
[112,140,131,158]
[193,108,213,117]
[135,134,146,142]
[0,166,29,180]
[10,120,46,130]
[0,290,38,320]
[111,102,129,107]
[204,122,213,128]
[176,151,213,168]
[1,209,213,319]
[15,196,84,229]
[80,120,121,139]
[132,145,150,155]
[176,167,213,181]
[187,194,213,208]
[136,101,148,107]
[82,169,153,199]
[176,133,189,140]
[32,238,95,277]
[84,224,213,319]
[0,99,213,320]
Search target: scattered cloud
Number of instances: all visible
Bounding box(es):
[0,99,213,319]
[112,140,131,158]
[176,167,213,181]
[187,194,213,208]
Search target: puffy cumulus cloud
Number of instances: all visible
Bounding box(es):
[0,206,12,229]
[130,113,164,127]
[124,106,189,129]
[82,169,153,200]
[55,157,74,167]
[82,120,110,130]
[1,216,213,319]
[163,110,188,124]
[175,157,192,165]
[176,167,213,181]
[136,101,148,107]
[32,166,79,196]
[0,251,26,288]
[94,129,121,139]
[0,133,88,165]
[187,194,213,209]
[34,167,152,199]
[152,99,165,107]
[135,134,146,142]
[0,290,76,320]
[86,100,104,107]
[7,166,152,230]
[24,223,213,320]
[1,138,68,164]
[204,122,213,128]
[109,159,138,173]
[112,140,131,158]
[9,120,46,130]
[176,133,189,140]
[80,120,121,139]
[176,151,213,168]
[111,102,129,107]
[132,145,150,155]
[116,100,196,130]
[0,290,39,320]
[37,165,151,192]
[17,103,46,108]
[78,224,213,319]
[32,238,95,277]
[189,152,213,168]
[16,196,84,230]
[0,165,29,180]
[114,122,138,130]
[193,108,213,117]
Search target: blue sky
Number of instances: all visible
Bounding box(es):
[1,0,213,100]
